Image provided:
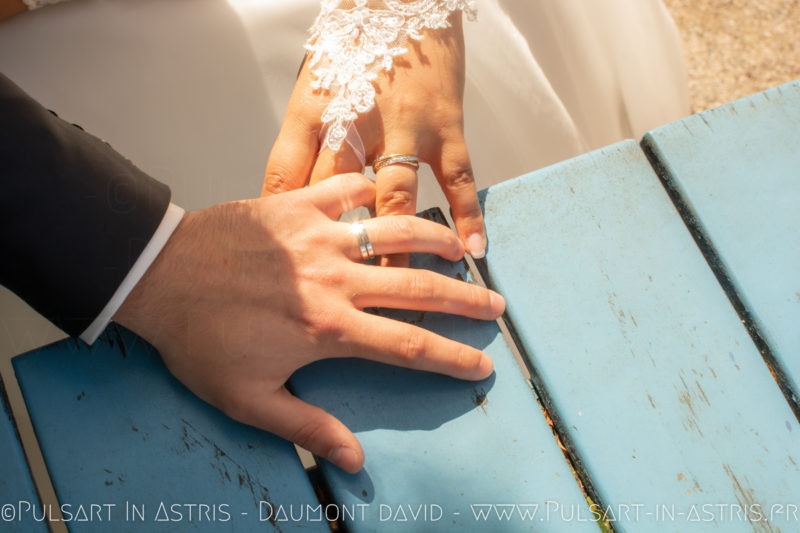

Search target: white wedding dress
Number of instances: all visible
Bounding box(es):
[0,0,689,354]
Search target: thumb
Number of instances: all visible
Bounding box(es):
[244,388,365,473]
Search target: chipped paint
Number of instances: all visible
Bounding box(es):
[472,388,489,415]
[722,464,778,533]
[179,419,277,518]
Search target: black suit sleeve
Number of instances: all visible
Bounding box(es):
[0,73,171,337]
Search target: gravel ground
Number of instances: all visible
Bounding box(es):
[664,0,800,112]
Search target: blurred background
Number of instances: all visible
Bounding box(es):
[665,0,799,111]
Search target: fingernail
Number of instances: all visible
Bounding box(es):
[466,233,486,259]
[329,445,361,473]
[489,291,506,316]
[478,354,494,378]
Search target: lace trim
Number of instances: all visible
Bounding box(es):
[22,0,68,10]
[306,0,476,152]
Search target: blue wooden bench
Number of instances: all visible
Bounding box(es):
[2,79,798,532]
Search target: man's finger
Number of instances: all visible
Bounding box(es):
[340,215,464,262]
[340,310,495,381]
[304,173,376,221]
[350,266,505,320]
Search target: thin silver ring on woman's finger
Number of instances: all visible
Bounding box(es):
[371,153,420,174]
[350,222,375,261]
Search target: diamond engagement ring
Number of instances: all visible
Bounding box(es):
[371,154,421,174]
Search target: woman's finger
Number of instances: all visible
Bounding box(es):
[308,146,366,185]
[373,162,420,267]
[431,139,486,258]
[309,124,367,185]
[261,118,319,196]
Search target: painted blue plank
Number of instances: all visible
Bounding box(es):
[290,210,597,532]
[13,325,326,532]
[642,79,800,400]
[480,141,800,532]
[0,375,47,532]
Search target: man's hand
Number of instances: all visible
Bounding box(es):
[115,173,504,473]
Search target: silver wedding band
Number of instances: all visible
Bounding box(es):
[351,222,375,261]
[371,153,420,174]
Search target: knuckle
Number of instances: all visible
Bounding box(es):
[432,225,463,256]
[468,285,493,313]
[378,188,415,213]
[304,264,344,286]
[389,90,427,115]
[302,304,347,343]
[263,165,298,194]
[289,418,328,451]
[319,310,347,340]
[400,331,428,365]
[407,271,435,301]
[442,164,476,190]
[292,271,351,339]
[455,345,483,374]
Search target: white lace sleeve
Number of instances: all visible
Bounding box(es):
[306,0,476,152]
[22,0,69,10]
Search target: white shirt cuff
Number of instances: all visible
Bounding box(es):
[79,203,185,344]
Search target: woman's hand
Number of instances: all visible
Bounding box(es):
[262,12,486,265]
[116,173,504,474]
[0,0,28,21]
